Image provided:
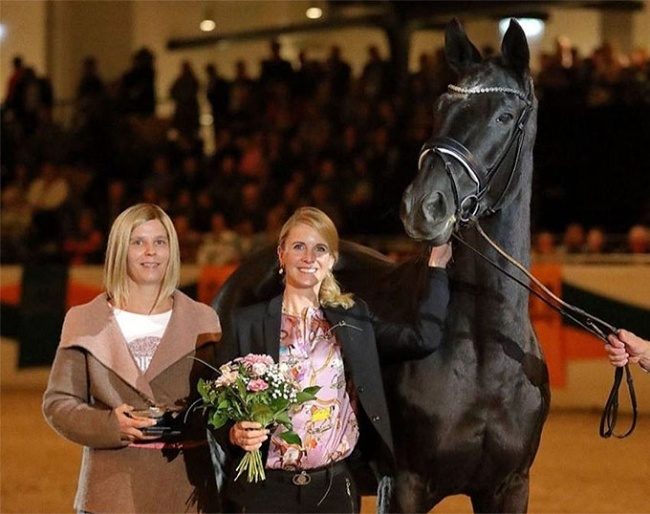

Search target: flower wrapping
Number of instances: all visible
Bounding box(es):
[196,353,320,482]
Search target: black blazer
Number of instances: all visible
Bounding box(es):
[219,267,449,465]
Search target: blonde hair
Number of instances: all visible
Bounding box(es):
[103,203,180,310]
[278,206,354,309]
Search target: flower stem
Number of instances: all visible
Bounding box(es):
[234,449,266,483]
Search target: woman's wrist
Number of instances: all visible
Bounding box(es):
[638,342,650,372]
[639,355,650,373]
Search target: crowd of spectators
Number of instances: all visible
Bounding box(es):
[536,35,650,107]
[2,36,649,266]
[533,222,650,259]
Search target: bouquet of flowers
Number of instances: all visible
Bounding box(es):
[196,353,319,483]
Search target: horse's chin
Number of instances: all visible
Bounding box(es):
[402,217,455,246]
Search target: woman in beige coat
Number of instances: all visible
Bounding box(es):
[43,203,222,513]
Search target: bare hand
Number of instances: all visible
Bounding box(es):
[606,329,650,369]
[229,421,269,451]
[428,243,452,268]
[605,333,628,367]
[114,404,158,442]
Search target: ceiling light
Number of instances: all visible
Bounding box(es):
[306,7,323,20]
[200,19,216,32]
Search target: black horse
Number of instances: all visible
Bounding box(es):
[394,19,548,513]
[213,19,549,513]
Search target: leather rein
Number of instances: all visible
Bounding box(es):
[426,82,638,438]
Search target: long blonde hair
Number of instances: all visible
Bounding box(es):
[278,206,354,309]
[103,203,180,310]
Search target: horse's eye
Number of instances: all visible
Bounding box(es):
[497,112,514,124]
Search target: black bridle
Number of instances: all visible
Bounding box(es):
[425,81,637,438]
[418,83,533,225]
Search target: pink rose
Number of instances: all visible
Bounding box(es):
[247,379,269,392]
[240,354,274,368]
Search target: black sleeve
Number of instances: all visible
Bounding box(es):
[372,267,450,363]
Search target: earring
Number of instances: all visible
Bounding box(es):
[278,266,284,275]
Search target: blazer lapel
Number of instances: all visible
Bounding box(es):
[323,307,364,372]
[324,305,395,454]
[262,296,282,362]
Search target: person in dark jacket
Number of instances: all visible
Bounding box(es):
[214,206,451,513]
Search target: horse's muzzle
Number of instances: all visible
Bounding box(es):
[401,187,455,244]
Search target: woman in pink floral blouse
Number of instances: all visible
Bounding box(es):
[219,206,452,513]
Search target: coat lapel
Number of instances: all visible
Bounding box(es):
[262,296,282,362]
[323,307,364,374]
[145,291,220,382]
[324,305,395,455]
[61,295,154,399]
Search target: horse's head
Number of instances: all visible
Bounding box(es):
[401,18,537,245]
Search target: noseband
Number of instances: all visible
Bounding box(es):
[417,83,533,225]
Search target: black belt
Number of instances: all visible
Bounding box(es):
[264,459,349,486]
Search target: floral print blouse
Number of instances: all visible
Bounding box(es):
[266,306,359,470]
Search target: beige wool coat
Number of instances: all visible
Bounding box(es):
[43,291,222,513]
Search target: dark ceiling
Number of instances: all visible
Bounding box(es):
[167,0,644,50]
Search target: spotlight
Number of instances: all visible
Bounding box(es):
[200,4,216,32]
[306,7,323,20]
[200,19,216,32]
[499,17,545,43]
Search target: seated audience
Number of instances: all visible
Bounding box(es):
[63,208,104,264]
[584,226,607,254]
[533,230,557,257]
[172,213,201,263]
[626,224,649,254]
[559,222,586,254]
[196,212,242,265]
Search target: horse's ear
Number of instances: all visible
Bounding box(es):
[501,19,530,74]
[445,17,482,74]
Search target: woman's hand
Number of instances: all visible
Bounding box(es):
[229,421,269,451]
[114,404,158,442]
[605,333,629,367]
[606,329,650,371]
[428,243,452,268]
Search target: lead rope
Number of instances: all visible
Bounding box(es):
[451,220,637,438]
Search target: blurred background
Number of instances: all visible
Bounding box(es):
[1,0,649,257]
[1,1,649,512]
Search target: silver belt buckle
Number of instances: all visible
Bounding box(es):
[292,470,311,485]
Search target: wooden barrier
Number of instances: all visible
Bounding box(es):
[528,263,566,387]
[197,263,238,305]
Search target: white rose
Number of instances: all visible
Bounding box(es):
[251,362,268,377]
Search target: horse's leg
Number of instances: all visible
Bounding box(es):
[391,471,434,514]
[470,473,530,514]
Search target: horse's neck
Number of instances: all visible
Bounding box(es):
[482,193,531,267]
[452,189,531,314]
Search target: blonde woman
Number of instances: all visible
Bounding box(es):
[43,204,222,513]
[219,206,452,513]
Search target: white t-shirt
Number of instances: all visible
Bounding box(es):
[113,308,172,371]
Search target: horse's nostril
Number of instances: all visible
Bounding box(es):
[422,192,446,221]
